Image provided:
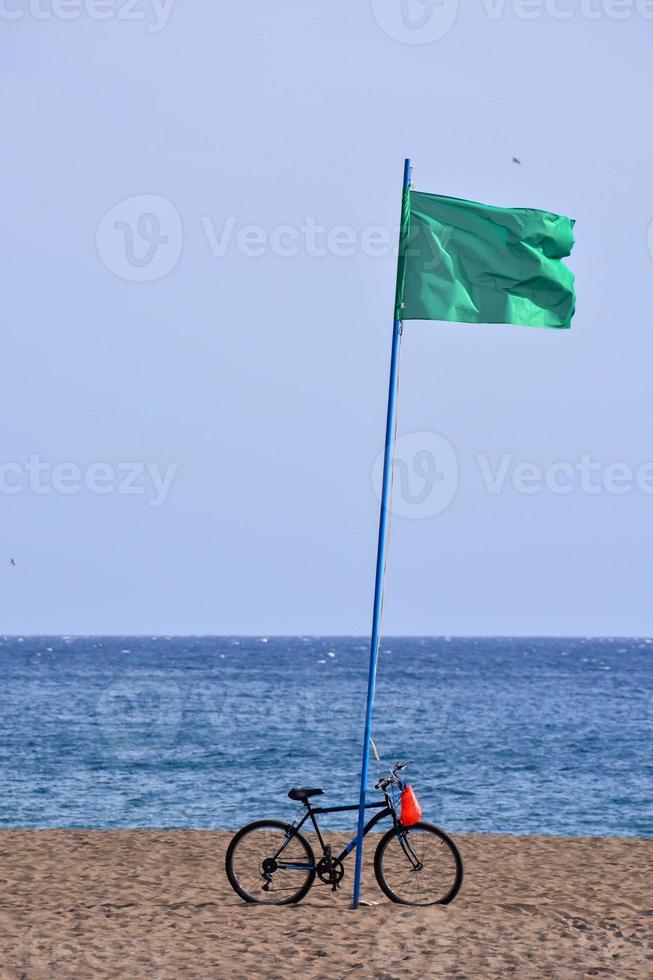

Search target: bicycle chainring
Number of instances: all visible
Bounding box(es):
[316,857,345,886]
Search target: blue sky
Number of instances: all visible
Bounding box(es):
[1,2,652,635]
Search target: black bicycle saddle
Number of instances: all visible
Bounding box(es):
[288,787,324,802]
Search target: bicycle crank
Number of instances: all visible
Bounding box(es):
[316,856,345,890]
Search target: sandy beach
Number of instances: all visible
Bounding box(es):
[0,830,650,978]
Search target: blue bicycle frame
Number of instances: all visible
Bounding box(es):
[274,800,395,871]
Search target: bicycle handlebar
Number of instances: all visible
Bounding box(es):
[375,761,412,791]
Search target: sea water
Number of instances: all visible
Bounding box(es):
[0,636,650,835]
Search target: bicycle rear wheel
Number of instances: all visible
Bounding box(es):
[225,819,316,905]
[374,821,463,906]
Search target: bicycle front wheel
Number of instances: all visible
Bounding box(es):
[225,819,316,905]
[374,821,463,906]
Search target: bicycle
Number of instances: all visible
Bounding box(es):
[225,762,463,906]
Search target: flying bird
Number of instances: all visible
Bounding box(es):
[512,157,522,165]
[9,558,15,566]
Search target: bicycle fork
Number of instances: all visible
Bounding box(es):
[397,830,424,872]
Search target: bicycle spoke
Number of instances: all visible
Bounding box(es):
[377,825,462,906]
[227,823,314,905]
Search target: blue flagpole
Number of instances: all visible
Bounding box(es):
[352,157,411,910]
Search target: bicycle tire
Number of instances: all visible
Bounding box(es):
[374,820,463,906]
[225,819,316,905]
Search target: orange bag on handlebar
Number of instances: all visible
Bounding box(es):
[400,785,422,826]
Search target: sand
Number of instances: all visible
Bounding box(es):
[0,830,650,978]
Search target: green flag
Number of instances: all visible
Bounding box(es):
[397,191,575,329]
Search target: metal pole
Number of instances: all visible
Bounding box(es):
[352,158,411,909]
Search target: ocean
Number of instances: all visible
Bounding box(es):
[0,636,650,836]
